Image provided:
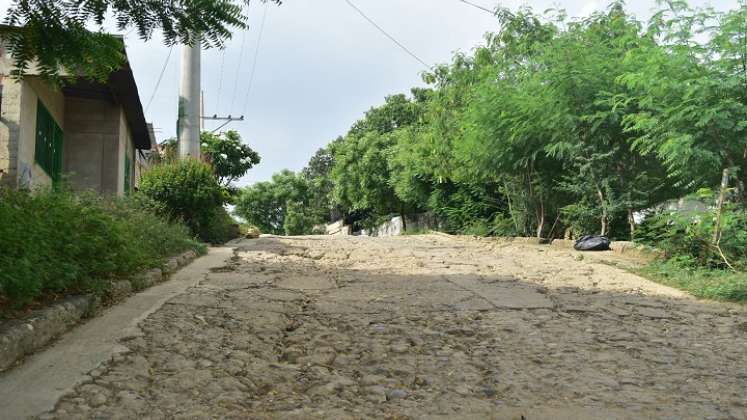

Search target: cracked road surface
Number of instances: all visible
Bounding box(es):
[43,235,747,419]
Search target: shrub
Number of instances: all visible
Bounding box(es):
[138,159,224,236]
[197,207,240,244]
[636,203,747,270]
[0,188,202,307]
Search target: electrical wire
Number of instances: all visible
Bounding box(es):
[457,0,495,15]
[145,45,174,113]
[342,0,432,70]
[228,26,249,113]
[215,48,227,114]
[240,1,269,117]
[124,26,138,38]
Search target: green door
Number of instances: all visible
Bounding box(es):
[34,100,63,184]
[52,125,63,184]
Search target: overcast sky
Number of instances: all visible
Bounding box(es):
[2,0,740,185]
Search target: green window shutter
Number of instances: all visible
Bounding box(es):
[34,100,63,183]
[124,153,131,193]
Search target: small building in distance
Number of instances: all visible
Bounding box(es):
[0,32,154,195]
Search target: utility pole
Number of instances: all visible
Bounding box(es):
[177,39,201,159]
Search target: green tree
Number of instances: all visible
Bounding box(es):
[200,130,260,187]
[331,92,429,229]
[619,2,747,193]
[235,170,321,236]
[302,138,343,223]
[331,131,404,228]
[2,0,281,82]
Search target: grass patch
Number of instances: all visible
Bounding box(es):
[637,260,747,303]
[0,188,204,309]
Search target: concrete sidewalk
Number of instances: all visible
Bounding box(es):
[0,246,233,420]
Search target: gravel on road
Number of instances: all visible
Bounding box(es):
[42,235,747,420]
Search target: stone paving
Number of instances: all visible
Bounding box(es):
[42,235,747,419]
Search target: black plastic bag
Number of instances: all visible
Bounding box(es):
[573,235,610,251]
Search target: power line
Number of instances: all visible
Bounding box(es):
[342,0,432,70]
[145,45,174,113]
[228,25,249,112]
[241,0,269,117]
[124,26,138,39]
[457,0,495,15]
[215,48,227,114]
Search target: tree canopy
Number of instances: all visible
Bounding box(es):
[2,0,281,82]
[236,0,747,269]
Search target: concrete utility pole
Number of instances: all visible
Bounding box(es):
[177,40,201,159]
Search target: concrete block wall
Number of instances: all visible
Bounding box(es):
[20,78,63,189]
[362,213,441,237]
[63,97,122,195]
[0,76,22,188]
[117,109,134,195]
[0,76,60,190]
[326,220,351,236]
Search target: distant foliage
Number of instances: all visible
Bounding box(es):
[235,170,323,236]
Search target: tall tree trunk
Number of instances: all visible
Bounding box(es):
[713,168,730,244]
[536,197,545,239]
[504,182,520,233]
[400,206,407,233]
[628,207,635,241]
[596,185,608,236]
[526,167,534,237]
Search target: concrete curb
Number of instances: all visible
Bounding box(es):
[0,249,200,373]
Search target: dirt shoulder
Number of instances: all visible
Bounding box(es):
[40,234,747,419]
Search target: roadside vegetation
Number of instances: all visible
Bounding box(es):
[0,130,260,309]
[153,130,261,244]
[234,1,747,302]
[0,189,204,309]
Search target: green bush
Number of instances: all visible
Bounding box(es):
[197,207,240,244]
[636,203,747,270]
[138,158,224,237]
[0,188,202,307]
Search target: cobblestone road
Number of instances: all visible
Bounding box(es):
[43,235,747,419]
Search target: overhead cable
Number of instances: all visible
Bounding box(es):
[145,45,174,113]
[241,0,270,116]
[343,0,432,70]
[457,0,496,15]
[215,48,227,114]
[229,23,250,112]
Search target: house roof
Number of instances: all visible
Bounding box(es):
[0,28,153,150]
